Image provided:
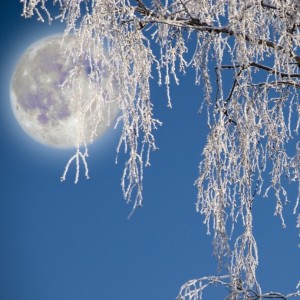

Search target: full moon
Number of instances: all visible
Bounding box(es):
[10,35,119,148]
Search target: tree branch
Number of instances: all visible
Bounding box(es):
[250,62,300,78]
[132,3,300,67]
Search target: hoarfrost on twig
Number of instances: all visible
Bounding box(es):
[21,0,300,298]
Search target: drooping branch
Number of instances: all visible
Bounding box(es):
[177,274,300,300]
[19,1,300,299]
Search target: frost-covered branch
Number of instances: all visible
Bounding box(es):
[20,0,300,298]
[177,274,300,300]
[61,146,89,183]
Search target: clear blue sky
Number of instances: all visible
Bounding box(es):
[0,2,299,300]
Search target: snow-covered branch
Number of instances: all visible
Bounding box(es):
[20,0,300,298]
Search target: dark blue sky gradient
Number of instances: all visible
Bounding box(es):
[0,2,299,300]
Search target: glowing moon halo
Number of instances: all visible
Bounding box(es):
[10,35,119,149]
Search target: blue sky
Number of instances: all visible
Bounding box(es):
[0,2,299,300]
